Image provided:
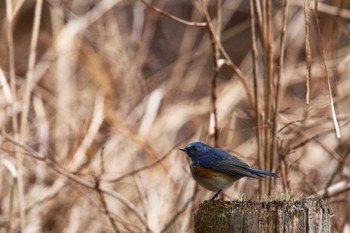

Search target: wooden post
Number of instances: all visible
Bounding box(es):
[194,197,331,233]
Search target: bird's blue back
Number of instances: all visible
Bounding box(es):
[183,142,278,179]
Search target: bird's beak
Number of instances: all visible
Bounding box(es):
[179,148,186,152]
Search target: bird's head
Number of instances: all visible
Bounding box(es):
[179,142,213,160]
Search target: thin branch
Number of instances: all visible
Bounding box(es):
[259,0,274,194]
[0,131,151,230]
[140,0,207,27]
[204,1,220,146]
[68,90,105,171]
[271,0,289,192]
[249,0,263,193]
[5,0,21,231]
[21,0,43,137]
[5,0,18,135]
[101,138,190,183]
[94,146,120,232]
[323,148,350,198]
[313,0,341,139]
[290,1,350,19]
[279,117,344,162]
[160,184,198,233]
[201,4,255,111]
[95,179,120,233]
[311,181,350,198]
[303,0,312,105]
[99,187,151,231]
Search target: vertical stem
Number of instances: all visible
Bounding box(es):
[304,0,312,105]
[21,0,43,138]
[262,0,274,194]
[271,0,289,192]
[313,0,341,138]
[249,0,263,193]
[203,1,220,146]
[209,36,219,147]
[6,0,23,231]
[19,0,43,231]
[6,0,18,135]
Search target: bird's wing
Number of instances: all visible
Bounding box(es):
[197,149,259,178]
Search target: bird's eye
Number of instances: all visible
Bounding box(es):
[191,146,197,151]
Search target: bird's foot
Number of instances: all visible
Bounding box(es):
[209,189,222,201]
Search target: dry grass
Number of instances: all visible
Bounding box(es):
[0,0,350,232]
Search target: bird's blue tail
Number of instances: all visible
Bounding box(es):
[248,168,279,178]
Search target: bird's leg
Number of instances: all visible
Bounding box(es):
[210,189,222,201]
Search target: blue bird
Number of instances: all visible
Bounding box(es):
[179,142,278,200]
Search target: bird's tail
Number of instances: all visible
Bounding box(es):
[248,168,279,178]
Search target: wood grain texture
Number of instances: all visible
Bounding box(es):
[194,197,331,233]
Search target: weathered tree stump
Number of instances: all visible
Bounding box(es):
[194,197,331,233]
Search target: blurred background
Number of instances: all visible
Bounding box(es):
[0,0,350,232]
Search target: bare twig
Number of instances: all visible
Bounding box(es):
[279,117,344,162]
[201,4,255,110]
[5,0,21,230]
[260,0,274,195]
[94,146,120,232]
[17,0,44,230]
[202,1,220,146]
[271,0,289,192]
[139,0,207,27]
[290,1,350,19]
[249,0,263,192]
[323,148,350,198]
[160,186,197,233]
[5,0,18,135]
[0,131,150,230]
[312,181,350,198]
[104,103,164,163]
[95,179,120,233]
[303,0,312,105]
[21,0,43,138]
[313,0,341,139]
[102,138,190,183]
[68,90,105,171]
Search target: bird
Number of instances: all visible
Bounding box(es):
[179,142,278,200]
